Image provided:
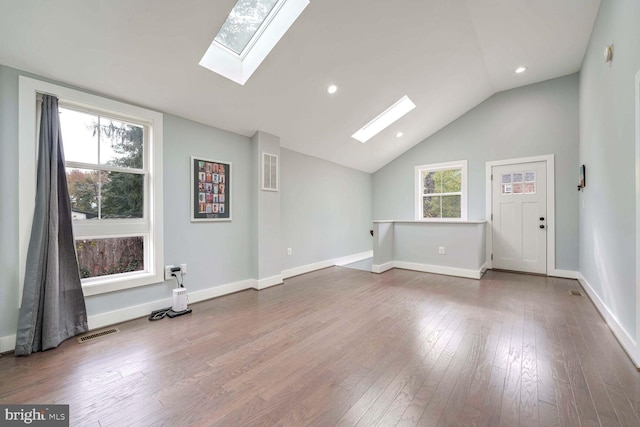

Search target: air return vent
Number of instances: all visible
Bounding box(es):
[569,290,583,296]
[76,327,119,343]
[262,153,278,191]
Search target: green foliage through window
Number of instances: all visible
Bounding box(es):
[420,166,463,219]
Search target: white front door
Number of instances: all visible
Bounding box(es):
[491,161,547,274]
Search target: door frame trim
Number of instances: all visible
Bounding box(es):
[485,154,556,275]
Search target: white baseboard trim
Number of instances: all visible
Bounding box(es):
[189,279,256,304]
[577,273,639,368]
[0,334,16,353]
[281,250,374,279]
[394,261,483,279]
[480,263,488,274]
[372,261,394,274]
[282,260,335,279]
[254,275,283,290]
[89,278,256,331]
[0,279,258,353]
[334,250,373,266]
[548,269,581,279]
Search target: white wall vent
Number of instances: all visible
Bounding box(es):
[262,153,278,191]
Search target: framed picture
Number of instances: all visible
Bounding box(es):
[191,156,231,222]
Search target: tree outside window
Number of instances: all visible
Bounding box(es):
[416,161,468,221]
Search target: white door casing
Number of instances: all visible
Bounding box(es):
[491,161,547,274]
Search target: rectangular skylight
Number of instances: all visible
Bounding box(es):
[352,95,416,143]
[200,0,309,85]
[214,0,280,55]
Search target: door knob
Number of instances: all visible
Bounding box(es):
[539,217,545,221]
[539,225,545,229]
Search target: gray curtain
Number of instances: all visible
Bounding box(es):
[15,94,88,356]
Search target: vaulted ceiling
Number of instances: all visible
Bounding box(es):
[0,0,600,172]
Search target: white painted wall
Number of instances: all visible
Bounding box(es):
[578,0,640,342]
[280,148,373,271]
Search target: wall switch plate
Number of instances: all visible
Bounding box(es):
[438,246,445,255]
[180,263,187,274]
[287,248,292,256]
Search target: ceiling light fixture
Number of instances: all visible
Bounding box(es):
[515,66,527,74]
[352,95,416,143]
[396,132,404,138]
[327,84,338,94]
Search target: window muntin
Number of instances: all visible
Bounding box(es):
[214,0,281,55]
[415,161,468,221]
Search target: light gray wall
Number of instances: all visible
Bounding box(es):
[252,131,282,280]
[0,64,255,337]
[281,148,373,270]
[373,74,580,270]
[393,223,486,270]
[579,0,640,337]
[0,65,21,338]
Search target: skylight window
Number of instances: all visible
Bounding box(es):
[200,0,309,85]
[352,96,416,143]
[214,0,280,55]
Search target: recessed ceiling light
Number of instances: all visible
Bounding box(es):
[352,95,416,143]
[515,66,527,74]
[327,84,338,94]
[396,132,404,138]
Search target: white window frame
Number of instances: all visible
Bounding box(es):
[18,76,164,301]
[415,160,468,221]
[199,0,309,85]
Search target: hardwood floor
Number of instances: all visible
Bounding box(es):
[1,268,640,426]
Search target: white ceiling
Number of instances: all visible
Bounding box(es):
[0,0,600,173]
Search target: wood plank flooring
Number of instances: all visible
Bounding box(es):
[1,268,640,426]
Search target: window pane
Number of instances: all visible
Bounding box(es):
[423,171,436,194]
[101,171,144,218]
[100,118,144,169]
[67,168,143,219]
[214,0,280,54]
[423,196,441,218]
[67,168,100,219]
[59,107,98,164]
[441,195,461,218]
[76,237,144,278]
[441,168,461,193]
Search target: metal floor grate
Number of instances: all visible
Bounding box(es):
[76,327,119,343]
[569,289,583,296]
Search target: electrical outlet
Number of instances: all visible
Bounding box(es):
[180,263,187,274]
[438,246,445,255]
[287,248,292,256]
[164,265,175,280]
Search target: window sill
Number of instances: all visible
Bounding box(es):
[82,271,163,297]
[373,219,486,224]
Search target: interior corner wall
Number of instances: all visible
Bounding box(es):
[578,0,640,339]
[280,148,373,271]
[252,131,282,281]
[372,74,580,271]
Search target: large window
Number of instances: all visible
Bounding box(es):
[19,77,163,298]
[415,160,468,221]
